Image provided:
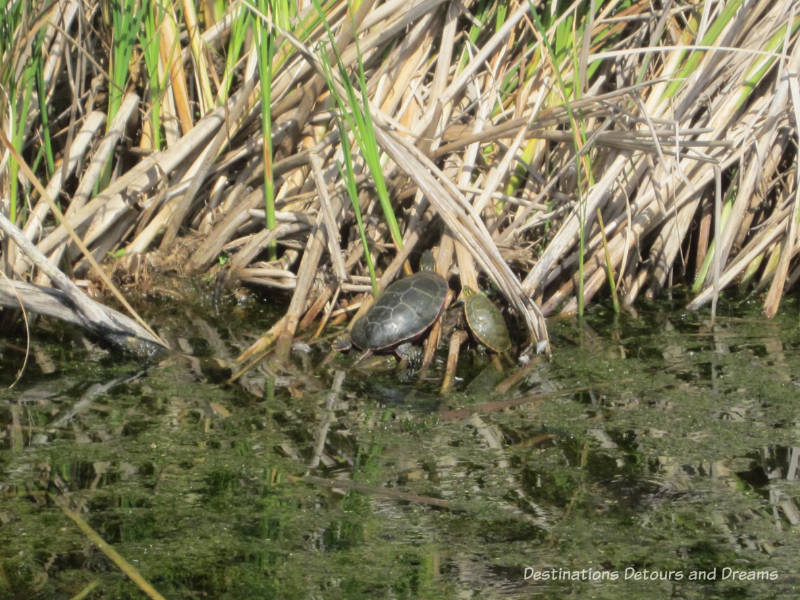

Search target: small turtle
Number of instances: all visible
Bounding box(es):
[338,251,449,359]
[462,286,511,353]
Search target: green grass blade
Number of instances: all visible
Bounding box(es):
[33,31,54,178]
[351,35,403,250]
[101,0,145,188]
[10,60,36,224]
[142,0,165,150]
[691,199,733,293]
[337,119,379,295]
[735,17,800,111]
[255,0,277,260]
[313,0,403,252]
[662,0,744,100]
[217,6,250,104]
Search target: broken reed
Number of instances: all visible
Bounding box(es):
[1,0,800,358]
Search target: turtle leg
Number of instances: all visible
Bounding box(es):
[395,343,422,369]
[351,348,373,367]
[490,352,505,373]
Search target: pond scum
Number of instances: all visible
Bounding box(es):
[1,0,799,366]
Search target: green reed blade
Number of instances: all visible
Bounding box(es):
[663,0,743,100]
[217,6,250,104]
[338,118,379,295]
[313,0,404,252]
[101,0,145,189]
[33,31,54,178]
[530,3,591,316]
[142,0,165,150]
[10,59,36,224]
[255,0,276,259]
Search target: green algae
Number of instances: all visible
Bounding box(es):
[1,297,799,598]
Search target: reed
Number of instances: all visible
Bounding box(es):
[142,0,165,150]
[254,0,277,259]
[1,0,798,359]
[314,0,404,252]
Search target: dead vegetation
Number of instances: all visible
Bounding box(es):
[1,0,799,364]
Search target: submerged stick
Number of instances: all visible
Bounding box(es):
[440,330,467,395]
[55,497,167,600]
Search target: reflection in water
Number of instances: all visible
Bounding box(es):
[1,299,799,598]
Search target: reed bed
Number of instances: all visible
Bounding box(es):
[1,0,798,361]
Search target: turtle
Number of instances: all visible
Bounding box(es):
[339,251,449,359]
[462,286,512,353]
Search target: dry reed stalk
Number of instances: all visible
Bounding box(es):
[688,206,792,310]
[0,213,163,352]
[273,190,343,363]
[158,3,193,134]
[35,94,140,283]
[440,329,467,395]
[31,97,238,263]
[5,0,800,366]
[158,53,257,250]
[16,111,105,254]
[762,54,800,316]
[519,1,798,315]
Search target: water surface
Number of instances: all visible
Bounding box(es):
[1,296,799,598]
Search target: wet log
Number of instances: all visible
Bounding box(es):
[0,279,166,358]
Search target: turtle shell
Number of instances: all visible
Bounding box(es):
[463,287,511,353]
[351,271,448,351]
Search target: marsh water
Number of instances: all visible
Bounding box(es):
[1,292,799,599]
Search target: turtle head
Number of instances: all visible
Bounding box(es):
[332,332,353,352]
[419,249,436,272]
[459,285,483,305]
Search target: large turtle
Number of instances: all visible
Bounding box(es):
[462,286,511,353]
[343,251,449,358]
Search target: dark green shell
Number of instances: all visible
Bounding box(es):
[463,287,511,353]
[351,271,448,351]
